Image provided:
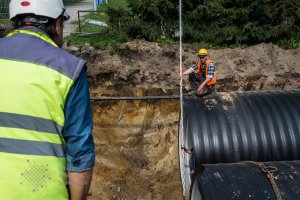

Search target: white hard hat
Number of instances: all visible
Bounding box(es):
[9,0,70,20]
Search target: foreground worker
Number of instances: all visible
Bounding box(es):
[0,0,94,199]
[182,48,217,96]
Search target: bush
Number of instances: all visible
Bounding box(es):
[107,0,300,47]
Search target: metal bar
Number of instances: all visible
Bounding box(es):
[78,10,100,13]
[78,10,81,33]
[91,95,180,101]
[93,0,97,11]
[78,10,99,34]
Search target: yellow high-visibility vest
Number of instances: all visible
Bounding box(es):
[0,28,86,200]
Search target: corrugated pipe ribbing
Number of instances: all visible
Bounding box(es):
[182,90,300,167]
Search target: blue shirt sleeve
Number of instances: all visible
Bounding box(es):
[63,67,95,172]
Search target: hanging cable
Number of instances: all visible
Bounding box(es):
[179,0,187,197]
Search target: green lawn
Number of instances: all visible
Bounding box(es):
[104,0,128,9]
[0,18,9,26]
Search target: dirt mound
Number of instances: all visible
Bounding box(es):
[68,40,300,97]
[65,41,300,199]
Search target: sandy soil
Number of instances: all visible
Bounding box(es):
[89,100,181,200]
[64,41,300,200]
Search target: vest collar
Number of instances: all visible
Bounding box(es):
[6,26,58,47]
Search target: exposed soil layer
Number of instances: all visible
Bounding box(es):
[70,41,300,96]
[90,100,181,200]
[65,41,300,199]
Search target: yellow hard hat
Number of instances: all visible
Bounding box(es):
[198,48,208,56]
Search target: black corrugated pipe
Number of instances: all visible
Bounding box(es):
[178,90,300,199]
[191,160,300,200]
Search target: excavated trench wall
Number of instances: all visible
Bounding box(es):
[67,41,300,199]
[89,100,181,200]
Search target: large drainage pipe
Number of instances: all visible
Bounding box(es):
[179,90,300,199]
[192,160,300,200]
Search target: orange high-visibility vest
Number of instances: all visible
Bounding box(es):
[196,59,216,85]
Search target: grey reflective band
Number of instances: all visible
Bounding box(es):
[0,137,65,158]
[0,112,63,135]
[1,27,85,80]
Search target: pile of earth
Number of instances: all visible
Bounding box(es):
[64,41,300,200]
[67,40,300,97]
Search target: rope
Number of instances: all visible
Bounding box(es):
[178,0,187,197]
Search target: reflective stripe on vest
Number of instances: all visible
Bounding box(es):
[0,29,85,200]
[6,29,58,47]
[0,112,63,135]
[196,59,217,85]
[0,137,65,157]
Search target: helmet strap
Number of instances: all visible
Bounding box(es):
[60,8,69,21]
[18,16,49,26]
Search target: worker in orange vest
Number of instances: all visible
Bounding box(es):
[182,48,217,96]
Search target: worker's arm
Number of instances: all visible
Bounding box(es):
[197,77,212,93]
[68,169,93,200]
[182,63,198,77]
[182,68,193,75]
[63,67,95,200]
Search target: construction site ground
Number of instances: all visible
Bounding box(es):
[65,40,300,199]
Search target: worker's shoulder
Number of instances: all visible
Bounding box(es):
[207,58,214,63]
[48,44,84,62]
[0,35,86,79]
[45,44,86,70]
[206,59,215,66]
[43,45,86,79]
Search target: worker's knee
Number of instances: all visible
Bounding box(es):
[188,73,197,82]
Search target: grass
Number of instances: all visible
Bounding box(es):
[0,18,9,26]
[65,30,130,52]
[275,38,300,49]
[187,38,300,50]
